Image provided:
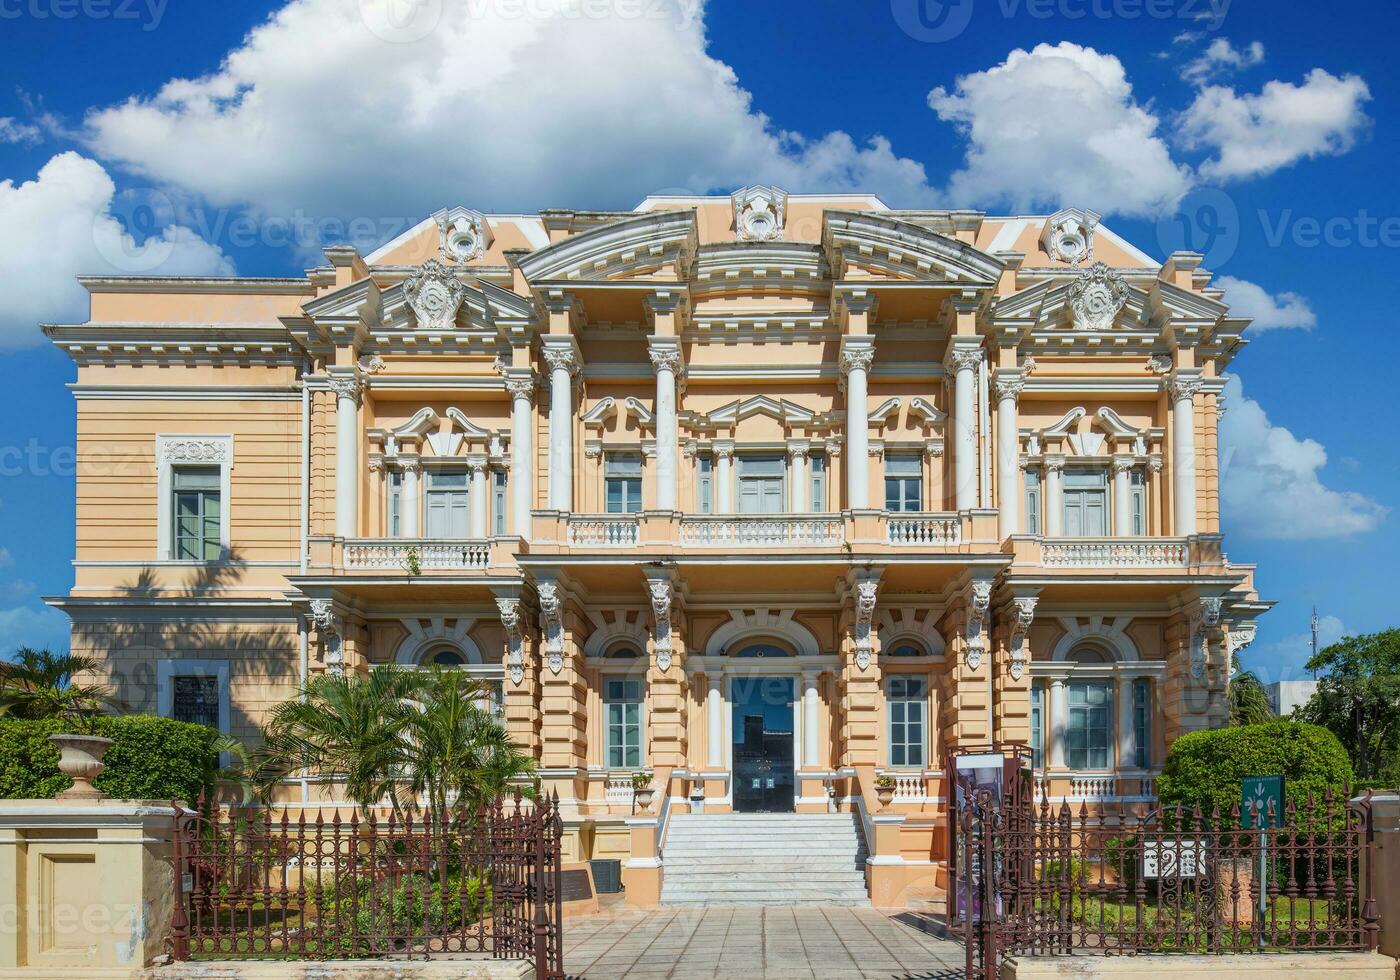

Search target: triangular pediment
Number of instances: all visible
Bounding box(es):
[707,395,815,425]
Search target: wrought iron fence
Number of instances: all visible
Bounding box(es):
[170,790,565,980]
[955,773,1378,975]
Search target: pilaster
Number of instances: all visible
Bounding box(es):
[991,589,1039,747]
[536,575,588,771]
[938,576,994,751]
[496,594,540,756]
[644,568,688,769]
[837,568,883,766]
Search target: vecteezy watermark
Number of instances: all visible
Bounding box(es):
[0,0,169,31]
[1258,209,1400,249]
[1156,187,1241,269]
[891,0,1229,43]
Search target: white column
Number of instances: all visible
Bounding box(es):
[1116,675,1136,770]
[1170,374,1200,535]
[994,374,1022,537]
[841,342,873,509]
[788,441,809,513]
[649,342,681,512]
[1112,457,1134,536]
[950,347,981,510]
[544,345,576,511]
[802,669,821,768]
[506,376,534,536]
[401,459,421,537]
[468,456,488,538]
[714,443,734,513]
[706,674,723,768]
[331,376,362,538]
[1049,677,1068,769]
[1044,456,1065,537]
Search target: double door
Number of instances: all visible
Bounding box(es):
[731,676,795,813]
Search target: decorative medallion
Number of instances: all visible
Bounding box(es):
[731,185,787,242]
[1041,207,1100,266]
[403,259,466,331]
[435,207,490,263]
[1068,262,1128,331]
[157,437,230,465]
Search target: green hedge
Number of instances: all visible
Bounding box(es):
[1157,720,1354,822]
[0,715,223,803]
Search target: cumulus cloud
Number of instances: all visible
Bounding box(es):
[0,600,71,653]
[81,0,934,226]
[1181,39,1265,85]
[1219,375,1387,540]
[0,152,235,349]
[1216,275,1316,332]
[926,42,1191,217]
[0,117,41,146]
[1180,69,1371,180]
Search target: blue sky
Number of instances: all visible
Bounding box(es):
[0,0,1394,680]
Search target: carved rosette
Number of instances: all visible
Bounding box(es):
[1008,597,1038,681]
[853,581,878,670]
[537,583,564,675]
[964,580,993,671]
[497,598,525,686]
[1068,262,1128,331]
[404,259,467,331]
[649,579,675,672]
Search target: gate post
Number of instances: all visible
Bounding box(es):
[1363,793,1396,955]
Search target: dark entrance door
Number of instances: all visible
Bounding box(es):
[731,676,795,813]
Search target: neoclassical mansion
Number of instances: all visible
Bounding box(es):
[48,190,1267,907]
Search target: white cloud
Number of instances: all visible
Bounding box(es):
[1219,375,1388,540]
[0,152,234,349]
[926,42,1191,217]
[0,601,71,655]
[0,547,12,569]
[1181,39,1265,85]
[1181,69,1371,180]
[81,0,935,227]
[1248,614,1345,683]
[0,117,41,146]
[1216,275,1315,332]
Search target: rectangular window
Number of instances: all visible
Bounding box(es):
[605,677,643,769]
[1030,683,1045,769]
[737,455,785,514]
[172,467,222,561]
[1025,468,1041,536]
[388,470,403,537]
[696,456,713,514]
[171,675,221,728]
[605,453,644,514]
[810,452,826,512]
[481,679,505,722]
[1133,679,1151,769]
[493,468,507,536]
[885,453,923,512]
[1067,681,1112,770]
[1063,469,1109,536]
[425,469,470,538]
[1130,469,1147,536]
[887,675,927,769]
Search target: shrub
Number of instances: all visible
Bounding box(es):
[0,715,223,803]
[1156,721,1354,825]
[324,872,488,954]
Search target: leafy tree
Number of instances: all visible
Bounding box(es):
[1299,629,1400,781]
[1229,656,1275,726]
[0,648,124,729]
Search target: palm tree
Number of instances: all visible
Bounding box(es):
[1229,664,1275,726]
[0,648,123,727]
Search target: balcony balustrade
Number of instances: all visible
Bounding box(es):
[342,538,491,571]
[566,515,640,547]
[1039,536,1189,568]
[885,514,962,546]
[678,514,844,548]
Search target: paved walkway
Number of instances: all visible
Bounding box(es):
[563,906,965,979]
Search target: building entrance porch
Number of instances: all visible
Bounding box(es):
[731,675,796,813]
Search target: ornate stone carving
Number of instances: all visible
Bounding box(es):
[949,348,983,373]
[367,456,384,474]
[1043,455,1066,475]
[1041,207,1099,265]
[648,347,683,375]
[1227,621,1257,660]
[1149,455,1165,473]
[1201,596,1223,627]
[713,443,735,462]
[157,438,230,464]
[1148,353,1173,375]
[1113,456,1136,475]
[840,346,875,375]
[1169,375,1204,401]
[504,376,536,401]
[357,354,386,374]
[542,346,578,376]
[328,376,363,404]
[437,208,489,263]
[649,578,675,672]
[1008,597,1038,681]
[537,583,564,675]
[1068,262,1128,330]
[964,580,992,671]
[730,185,787,242]
[1190,627,1208,680]
[309,599,344,678]
[497,598,524,686]
[993,376,1024,402]
[925,439,945,458]
[823,439,841,458]
[853,580,878,670]
[404,259,467,331]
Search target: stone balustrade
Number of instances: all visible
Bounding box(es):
[342,538,492,570]
[678,514,844,547]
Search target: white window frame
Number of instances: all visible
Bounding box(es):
[157,659,231,734]
[156,435,233,561]
[1066,679,1113,771]
[886,674,928,770]
[810,451,826,512]
[603,674,646,770]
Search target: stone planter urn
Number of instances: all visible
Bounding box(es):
[875,784,896,809]
[633,787,655,811]
[49,734,114,800]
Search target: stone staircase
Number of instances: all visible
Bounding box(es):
[659,813,869,906]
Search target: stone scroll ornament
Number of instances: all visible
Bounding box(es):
[403,259,467,331]
[1008,597,1038,681]
[853,581,878,670]
[538,583,564,675]
[497,598,525,685]
[309,599,344,678]
[649,579,674,672]
[964,580,992,670]
[1068,262,1128,331]
[1190,597,1224,680]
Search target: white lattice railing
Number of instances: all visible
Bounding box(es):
[343,539,490,570]
[566,515,640,547]
[1040,537,1188,568]
[679,514,844,547]
[886,514,962,546]
[605,776,635,805]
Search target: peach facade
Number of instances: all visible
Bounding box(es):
[47,191,1269,906]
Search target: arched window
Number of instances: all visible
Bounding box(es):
[886,641,927,658]
[606,646,642,660]
[1068,645,1111,664]
[427,648,467,667]
[731,643,793,658]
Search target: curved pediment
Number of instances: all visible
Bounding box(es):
[517,210,699,283]
[823,210,1002,285]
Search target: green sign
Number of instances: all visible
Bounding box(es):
[1241,775,1285,829]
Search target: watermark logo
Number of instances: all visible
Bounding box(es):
[0,0,170,31]
[1156,187,1240,269]
[893,0,1230,43]
[359,0,443,43]
[889,0,975,42]
[95,188,179,274]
